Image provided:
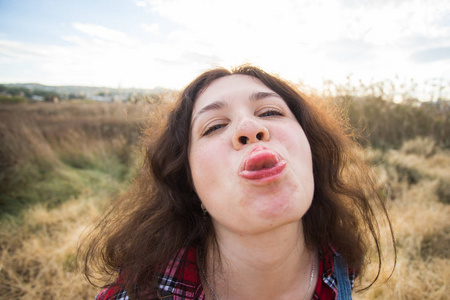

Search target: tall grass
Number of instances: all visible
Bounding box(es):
[0,102,148,215]
[0,98,449,299]
[354,138,450,299]
[0,101,159,298]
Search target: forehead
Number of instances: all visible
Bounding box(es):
[193,74,275,113]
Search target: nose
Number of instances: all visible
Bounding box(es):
[232,118,270,150]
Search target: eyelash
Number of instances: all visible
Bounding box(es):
[203,124,226,136]
[202,108,284,136]
[258,108,284,117]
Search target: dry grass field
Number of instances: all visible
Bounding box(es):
[0,100,449,299]
[0,101,155,298]
[354,139,450,299]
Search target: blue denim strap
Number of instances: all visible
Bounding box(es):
[334,255,352,300]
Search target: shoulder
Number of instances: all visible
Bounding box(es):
[156,247,204,299]
[94,248,204,300]
[96,286,128,300]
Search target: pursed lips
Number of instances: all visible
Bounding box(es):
[239,146,286,181]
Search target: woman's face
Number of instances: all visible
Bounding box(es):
[188,75,314,235]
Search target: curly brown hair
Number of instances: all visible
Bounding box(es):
[80,64,395,298]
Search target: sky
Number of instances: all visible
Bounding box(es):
[0,0,449,97]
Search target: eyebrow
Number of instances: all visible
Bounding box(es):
[192,91,282,126]
[250,91,281,101]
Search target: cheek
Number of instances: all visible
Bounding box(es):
[283,125,314,185]
[281,123,312,159]
[189,149,206,186]
[189,140,226,193]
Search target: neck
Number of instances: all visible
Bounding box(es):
[205,221,317,300]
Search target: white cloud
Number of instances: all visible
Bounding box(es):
[142,0,450,88]
[0,39,68,63]
[0,32,203,89]
[2,0,450,92]
[135,0,153,7]
[135,0,149,7]
[72,23,137,46]
[142,23,161,36]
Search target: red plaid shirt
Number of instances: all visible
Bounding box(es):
[96,246,355,300]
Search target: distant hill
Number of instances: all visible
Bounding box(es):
[2,83,169,95]
[0,83,173,102]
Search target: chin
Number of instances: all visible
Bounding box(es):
[250,186,310,216]
[248,202,304,229]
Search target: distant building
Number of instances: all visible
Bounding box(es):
[32,95,44,101]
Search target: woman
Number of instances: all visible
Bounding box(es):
[80,65,395,299]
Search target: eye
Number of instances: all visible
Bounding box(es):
[258,108,284,117]
[202,124,226,136]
